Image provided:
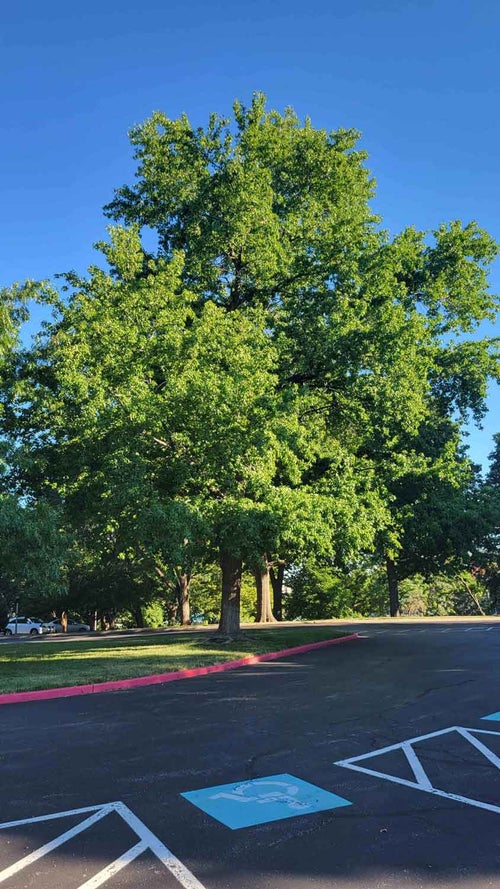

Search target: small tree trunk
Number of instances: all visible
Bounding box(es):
[386,558,400,617]
[132,607,144,628]
[458,575,486,616]
[165,601,178,624]
[218,550,242,636]
[61,611,68,633]
[270,563,285,620]
[177,572,191,625]
[255,555,277,623]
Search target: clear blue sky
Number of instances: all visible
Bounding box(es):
[1,0,498,469]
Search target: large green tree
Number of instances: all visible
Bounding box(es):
[4,232,378,634]
[105,95,499,617]
[3,94,498,629]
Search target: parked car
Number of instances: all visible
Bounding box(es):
[43,619,91,633]
[3,617,48,636]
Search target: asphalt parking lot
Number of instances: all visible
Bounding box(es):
[1,620,499,888]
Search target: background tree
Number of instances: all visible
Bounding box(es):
[346,223,500,614]
[286,560,387,620]
[469,434,500,612]
[0,496,67,618]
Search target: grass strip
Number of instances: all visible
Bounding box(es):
[0,627,349,694]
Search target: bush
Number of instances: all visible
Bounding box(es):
[399,571,491,616]
[285,561,387,620]
[141,601,166,628]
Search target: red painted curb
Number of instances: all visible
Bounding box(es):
[0,633,360,706]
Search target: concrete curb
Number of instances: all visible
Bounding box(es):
[0,632,360,706]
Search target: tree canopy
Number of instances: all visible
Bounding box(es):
[1,94,499,632]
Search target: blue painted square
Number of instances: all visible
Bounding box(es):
[482,711,500,721]
[181,773,351,829]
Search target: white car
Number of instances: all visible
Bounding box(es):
[3,617,47,636]
[43,619,91,634]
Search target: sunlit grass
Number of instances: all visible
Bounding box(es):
[0,627,348,693]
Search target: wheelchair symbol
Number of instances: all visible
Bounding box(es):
[210,780,312,810]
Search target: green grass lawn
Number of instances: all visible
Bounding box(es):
[0,626,350,694]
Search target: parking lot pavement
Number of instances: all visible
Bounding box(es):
[1,620,500,888]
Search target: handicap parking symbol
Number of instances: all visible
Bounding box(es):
[181,773,351,829]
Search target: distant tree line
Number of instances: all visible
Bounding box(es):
[1,94,499,635]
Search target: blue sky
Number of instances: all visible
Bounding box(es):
[1,0,498,469]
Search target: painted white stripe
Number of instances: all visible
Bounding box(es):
[76,840,148,888]
[336,726,458,764]
[455,728,500,769]
[472,727,500,735]
[401,742,433,790]
[336,726,500,769]
[0,799,207,889]
[0,803,109,831]
[0,806,113,883]
[114,802,207,889]
[337,760,500,814]
[336,725,500,816]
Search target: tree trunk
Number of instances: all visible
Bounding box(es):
[386,558,400,617]
[177,572,191,625]
[132,607,144,628]
[61,611,68,633]
[218,550,242,636]
[165,601,179,624]
[270,563,285,620]
[255,555,277,623]
[458,575,486,616]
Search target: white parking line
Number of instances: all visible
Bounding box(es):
[0,806,113,884]
[113,801,207,889]
[464,626,496,632]
[77,841,148,889]
[335,725,500,815]
[0,801,206,889]
[0,803,105,830]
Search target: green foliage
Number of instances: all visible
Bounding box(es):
[189,566,256,623]
[486,434,500,490]
[105,93,377,310]
[471,435,500,611]
[6,227,384,626]
[0,283,30,363]
[399,571,491,616]
[285,561,387,620]
[1,94,499,627]
[0,496,67,617]
[140,600,165,628]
